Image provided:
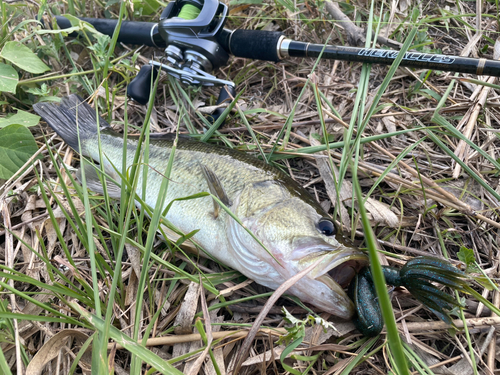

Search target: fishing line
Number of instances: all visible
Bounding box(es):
[178,4,202,20]
[222,15,500,36]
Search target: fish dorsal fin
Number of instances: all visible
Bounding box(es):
[200,164,231,219]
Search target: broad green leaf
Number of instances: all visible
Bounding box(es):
[0,63,18,93]
[0,41,50,74]
[133,0,161,15]
[282,307,302,326]
[60,14,98,31]
[0,110,40,128]
[457,246,475,269]
[56,14,109,37]
[0,124,39,179]
[59,13,85,26]
[456,247,496,292]
[24,83,50,96]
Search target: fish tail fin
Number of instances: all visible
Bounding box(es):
[33,95,110,155]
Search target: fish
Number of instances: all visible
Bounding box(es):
[34,95,370,319]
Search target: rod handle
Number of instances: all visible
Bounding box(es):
[53,16,164,47]
[227,29,284,62]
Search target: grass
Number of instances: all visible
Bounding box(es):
[1,0,500,374]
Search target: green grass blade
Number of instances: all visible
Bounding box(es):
[431,113,500,171]
[200,90,242,142]
[0,345,13,375]
[353,172,409,375]
[402,342,435,375]
[71,303,184,375]
[364,137,426,202]
[339,337,380,374]
[425,129,500,202]
[268,127,433,160]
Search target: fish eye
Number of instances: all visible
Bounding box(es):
[318,219,335,236]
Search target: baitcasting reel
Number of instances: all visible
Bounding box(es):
[55,0,238,123]
[129,0,236,112]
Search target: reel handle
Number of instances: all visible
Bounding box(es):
[53,16,287,62]
[127,65,159,105]
[208,85,236,123]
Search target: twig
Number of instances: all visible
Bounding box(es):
[452,38,500,178]
[324,1,402,49]
[402,316,500,332]
[186,279,213,375]
[0,212,50,236]
[106,329,288,350]
[410,356,462,374]
[487,290,499,371]
[452,75,497,178]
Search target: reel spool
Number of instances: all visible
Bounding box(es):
[159,0,229,72]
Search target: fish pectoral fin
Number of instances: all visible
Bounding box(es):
[199,164,231,219]
[76,161,122,199]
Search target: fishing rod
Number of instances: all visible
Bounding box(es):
[51,0,500,112]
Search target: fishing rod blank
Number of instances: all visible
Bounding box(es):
[284,40,500,77]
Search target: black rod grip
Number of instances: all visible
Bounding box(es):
[228,29,283,62]
[54,16,165,47]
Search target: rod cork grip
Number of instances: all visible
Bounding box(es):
[229,30,284,62]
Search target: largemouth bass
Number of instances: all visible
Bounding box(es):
[34,95,368,319]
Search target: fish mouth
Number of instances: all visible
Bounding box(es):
[292,237,368,317]
[309,247,368,295]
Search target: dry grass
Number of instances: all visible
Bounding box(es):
[1,0,500,374]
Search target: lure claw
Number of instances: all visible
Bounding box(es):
[350,256,468,337]
[397,256,467,325]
